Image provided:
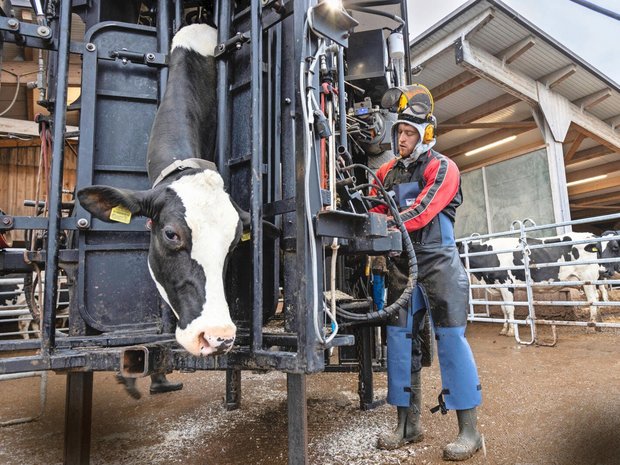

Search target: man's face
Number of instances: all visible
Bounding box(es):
[397,124,420,157]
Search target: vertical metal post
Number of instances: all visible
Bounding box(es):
[63,371,93,465]
[42,0,72,355]
[225,368,242,410]
[173,0,182,34]
[337,47,347,149]
[216,0,232,183]
[356,326,380,410]
[287,373,308,465]
[516,225,536,345]
[281,0,300,334]
[250,0,264,352]
[156,0,171,103]
[400,0,412,84]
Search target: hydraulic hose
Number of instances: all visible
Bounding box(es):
[338,163,417,326]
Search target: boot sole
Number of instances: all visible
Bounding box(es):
[377,433,424,451]
[442,436,483,461]
[150,384,183,394]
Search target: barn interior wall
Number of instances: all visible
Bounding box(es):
[455,148,555,238]
[0,144,77,243]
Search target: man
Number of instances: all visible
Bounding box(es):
[371,84,482,461]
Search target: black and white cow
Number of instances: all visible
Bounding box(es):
[78,24,243,356]
[460,231,620,336]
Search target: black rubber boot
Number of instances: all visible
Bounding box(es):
[149,373,183,394]
[377,371,424,450]
[443,407,483,461]
[115,373,141,400]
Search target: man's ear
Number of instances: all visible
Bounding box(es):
[77,186,153,223]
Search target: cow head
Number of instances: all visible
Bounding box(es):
[78,168,243,356]
[584,231,620,278]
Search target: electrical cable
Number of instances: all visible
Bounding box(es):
[345,6,405,29]
[568,0,620,20]
[301,23,340,345]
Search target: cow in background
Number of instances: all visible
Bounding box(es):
[460,231,620,336]
[78,24,245,357]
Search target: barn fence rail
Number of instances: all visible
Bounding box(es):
[0,273,70,339]
[458,212,620,346]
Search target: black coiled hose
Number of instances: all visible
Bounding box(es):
[338,163,417,326]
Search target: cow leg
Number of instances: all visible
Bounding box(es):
[583,284,600,331]
[18,315,30,339]
[598,284,609,303]
[498,288,515,337]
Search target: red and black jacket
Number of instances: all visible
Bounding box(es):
[370,149,462,246]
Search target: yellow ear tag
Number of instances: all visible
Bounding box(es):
[109,205,132,224]
[241,231,251,242]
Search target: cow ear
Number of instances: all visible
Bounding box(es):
[77,186,153,223]
[230,198,251,229]
[584,243,599,253]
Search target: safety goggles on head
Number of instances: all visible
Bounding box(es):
[381,84,435,122]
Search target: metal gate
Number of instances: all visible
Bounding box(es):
[458,213,620,346]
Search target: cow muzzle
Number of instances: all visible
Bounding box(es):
[176,321,237,357]
[198,331,236,356]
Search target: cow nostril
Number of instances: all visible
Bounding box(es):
[198,332,210,352]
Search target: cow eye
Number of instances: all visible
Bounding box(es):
[163,226,181,244]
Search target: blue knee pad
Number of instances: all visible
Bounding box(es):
[386,286,426,407]
[434,326,482,411]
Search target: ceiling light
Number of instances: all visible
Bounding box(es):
[465,135,517,156]
[566,174,607,187]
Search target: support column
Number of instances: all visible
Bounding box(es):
[532,108,572,231]
[287,373,308,465]
[64,371,93,465]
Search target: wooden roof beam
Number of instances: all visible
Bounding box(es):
[566,160,620,183]
[568,174,620,196]
[455,38,620,152]
[0,117,78,137]
[458,141,546,173]
[572,88,612,111]
[605,114,620,130]
[500,35,536,65]
[571,191,620,206]
[430,36,535,103]
[439,93,520,136]
[441,121,537,130]
[444,118,534,157]
[430,72,480,102]
[563,133,586,162]
[567,145,614,166]
[539,64,577,88]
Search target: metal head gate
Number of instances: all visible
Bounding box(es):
[0,1,412,464]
